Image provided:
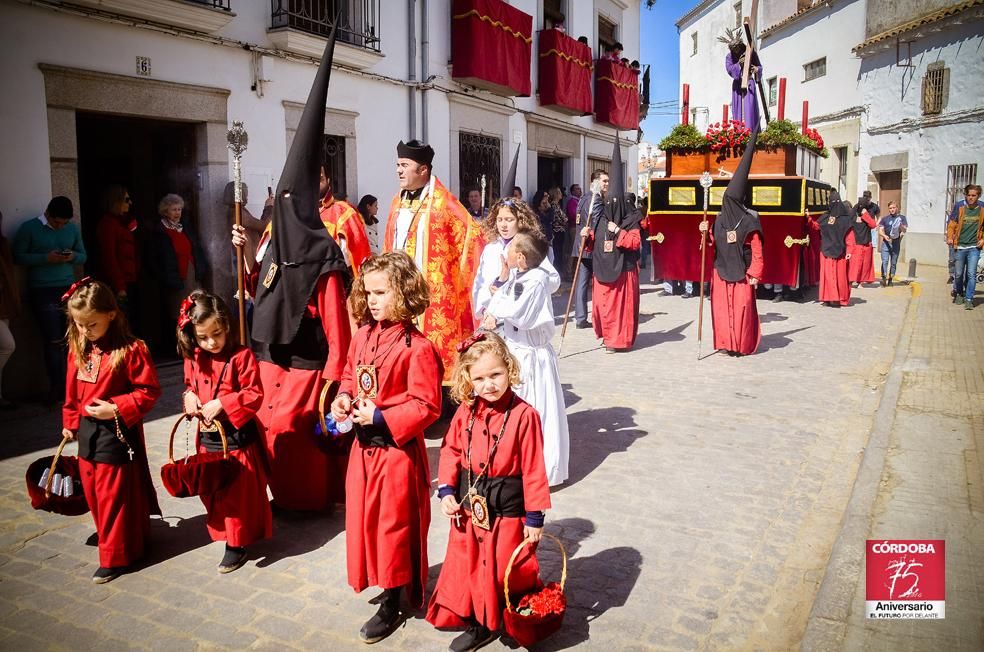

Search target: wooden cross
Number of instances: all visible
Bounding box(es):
[740,0,771,124]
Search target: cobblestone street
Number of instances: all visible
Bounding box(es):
[1,266,981,651]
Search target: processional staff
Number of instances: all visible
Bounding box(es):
[226,121,249,344]
[697,171,713,360]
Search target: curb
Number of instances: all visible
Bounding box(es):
[799,281,922,650]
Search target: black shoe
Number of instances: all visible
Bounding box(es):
[575,320,592,329]
[92,566,125,584]
[360,588,402,644]
[947,275,954,284]
[887,279,893,287]
[449,624,497,652]
[218,545,248,574]
[772,293,784,303]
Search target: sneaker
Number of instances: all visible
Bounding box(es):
[359,590,402,644]
[575,320,592,329]
[92,566,125,584]
[772,293,784,303]
[449,624,497,652]
[947,275,954,284]
[851,282,859,288]
[887,279,893,287]
[218,545,248,574]
[966,302,974,311]
[955,296,965,305]
[604,347,617,354]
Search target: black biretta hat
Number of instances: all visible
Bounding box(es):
[397,140,435,167]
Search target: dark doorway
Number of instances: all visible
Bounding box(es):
[537,155,565,195]
[76,112,200,359]
[877,170,902,212]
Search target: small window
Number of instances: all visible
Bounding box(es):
[945,163,977,212]
[767,76,778,107]
[544,0,565,31]
[691,32,698,56]
[459,133,502,203]
[835,146,848,196]
[804,57,826,81]
[922,62,949,116]
[598,15,617,54]
[321,134,346,200]
[734,1,743,29]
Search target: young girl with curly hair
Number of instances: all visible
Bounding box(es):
[330,251,444,644]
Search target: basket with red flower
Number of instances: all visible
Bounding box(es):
[503,533,568,647]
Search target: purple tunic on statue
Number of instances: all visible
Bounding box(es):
[725,51,762,132]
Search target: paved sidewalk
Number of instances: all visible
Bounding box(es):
[0,266,978,650]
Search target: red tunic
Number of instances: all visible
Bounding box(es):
[591,228,642,350]
[63,340,161,567]
[846,210,877,283]
[803,215,822,287]
[426,392,551,632]
[320,194,372,276]
[184,345,272,547]
[342,321,443,607]
[164,227,193,280]
[710,231,764,355]
[96,213,138,293]
[819,255,851,305]
[246,267,353,511]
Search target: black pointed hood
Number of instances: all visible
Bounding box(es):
[502,145,520,198]
[592,134,642,283]
[713,131,763,282]
[252,25,350,350]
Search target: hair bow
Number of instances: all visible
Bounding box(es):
[177,295,195,330]
[61,276,93,303]
[502,198,515,207]
[456,330,488,353]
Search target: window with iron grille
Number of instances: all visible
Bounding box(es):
[767,76,777,107]
[459,133,501,204]
[189,0,231,9]
[321,134,347,200]
[803,57,825,81]
[271,0,381,52]
[922,62,949,116]
[946,164,977,216]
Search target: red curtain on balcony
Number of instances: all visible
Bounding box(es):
[538,29,592,116]
[451,0,532,97]
[595,59,639,130]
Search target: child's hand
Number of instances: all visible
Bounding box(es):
[498,255,510,282]
[183,391,202,416]
[524,525,543,544]
[200,399,224,424]
[62,428,76,441]
[351,398,377,425]
[84,398,117,420]
[441,495,461,517]
[481,313,497,330]
[330,393,352,421]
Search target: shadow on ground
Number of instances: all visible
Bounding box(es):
[559,406,646,490]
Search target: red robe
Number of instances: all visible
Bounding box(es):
[803,215,822,287]
[320,194,372,277]
[184,345,272,547]
[63,340,161,568]
[710,231,764,355]
[96,213,138,293]
[590,228,642,350]
[846,210,877,283]
[342,321,443,607]
[246,264,353,511]
[426,392,551,632]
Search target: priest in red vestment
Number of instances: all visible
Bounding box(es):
[818,192,854,307]
[236,27,353,512]
[383,140,483,382]
[702,130,764,356]
[585,137,643,352]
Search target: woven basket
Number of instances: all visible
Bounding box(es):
[314,380,353,455]
[503,533,568,647]
[25,437,90,516]
[160,415,240,498]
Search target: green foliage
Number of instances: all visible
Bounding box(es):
[758,119,829,158]
[657,124,709,152]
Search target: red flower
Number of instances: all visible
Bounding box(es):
[517,583,567,616]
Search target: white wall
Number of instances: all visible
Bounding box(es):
[677,0,733,129]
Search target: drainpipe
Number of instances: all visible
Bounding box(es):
[421,0,429,144]
[407,0,417,139]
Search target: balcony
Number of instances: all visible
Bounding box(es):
[268,0,384,69]
[451,0,532,97]
[537,28,592,116]
[594,59,640,131]
[69,0,235,33]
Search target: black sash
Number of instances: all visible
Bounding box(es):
[457,474,525,520]
[199,419,258,453]
[79,417,140,464]
[355,421,396,448]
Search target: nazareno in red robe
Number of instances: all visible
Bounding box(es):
[710,231,764,355]
[426,391,551,632]
[184,345,272,547]
[846,209,877,283]
[342,321,443,607]
[63,340,161,568]
[247,262,352,511]
[590,227,642,350]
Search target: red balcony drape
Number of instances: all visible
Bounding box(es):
[451,0,532,97]
[594,59,640,130]
[537,29,592,115]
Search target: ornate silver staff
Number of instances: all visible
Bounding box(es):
[697,170,713,360]
[480,174,487,217]
[227,121,248,344]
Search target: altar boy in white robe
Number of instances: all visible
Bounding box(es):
[481,231,570,486]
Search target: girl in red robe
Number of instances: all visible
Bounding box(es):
[427,330,551,651]
[177,291,272,573]
[61,278,161,584]
[819,192,854,307]
[330,252,443,644]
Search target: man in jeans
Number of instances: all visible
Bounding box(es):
[947,184,978,289]
[13,196,87,401]
[946,184,983,309]
[877,201,907,287]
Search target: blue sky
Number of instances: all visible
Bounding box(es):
[638,1,685,143]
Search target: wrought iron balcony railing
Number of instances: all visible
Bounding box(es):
[188,0,232,9]
[271,0,381,52]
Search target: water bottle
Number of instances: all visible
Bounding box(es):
[61,476,74,497]
[38,468,50,489]
[336,416,354,434]
[51,473,64,496]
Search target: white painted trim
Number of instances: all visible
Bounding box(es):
[267,28,385,70]
[69,0,235,33]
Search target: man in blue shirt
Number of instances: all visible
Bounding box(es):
[877,201,907,286]
[13,196,87,401]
